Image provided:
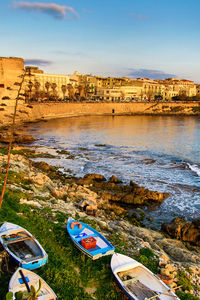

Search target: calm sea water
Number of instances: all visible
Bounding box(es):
[26,115,200,227]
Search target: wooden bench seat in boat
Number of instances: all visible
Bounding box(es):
[126,280,160,300]
[4,236,30,245]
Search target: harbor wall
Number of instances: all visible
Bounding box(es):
[0,101,200,126]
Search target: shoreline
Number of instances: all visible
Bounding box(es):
[0,101,200,127]
[0,146,200,298]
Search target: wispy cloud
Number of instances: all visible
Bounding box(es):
[24,58,52,66]
[128,68,176,80]
[52,50,90,58]
[128,13,148,20]
[14,1,79,20]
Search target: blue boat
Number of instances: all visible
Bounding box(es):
[67,218,115,260]
[0,222,48,270]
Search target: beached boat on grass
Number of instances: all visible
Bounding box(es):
[111,253,180,300]
[67,218,115,260]
[9,267,57,300]
[0,222,48,270]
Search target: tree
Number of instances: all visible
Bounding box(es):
[154,94,163,102]
[51,83,57,99]
[45,82,50,99]
[34,81,40,101]
[67,84,75,100]
[76,84,85,100]
[146,90,155,102]
[61,84,67,100]
[28,81,33,100]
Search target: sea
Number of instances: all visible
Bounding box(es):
[26,115,200,228]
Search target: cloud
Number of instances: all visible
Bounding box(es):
[14,1,79,20]
[128,69,176,80]
[24,59,52,66]
[52,50,90,57]
[128,13,148,20]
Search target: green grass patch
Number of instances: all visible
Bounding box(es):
[177,270,193,291]
[176,291,199,300]
[0,192,122,299]
[136,248,159,274]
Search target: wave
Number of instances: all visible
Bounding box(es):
[188,163,200,177]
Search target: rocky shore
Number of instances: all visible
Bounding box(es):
[0,143,200,299]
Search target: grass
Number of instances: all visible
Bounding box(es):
[0,188,123,300]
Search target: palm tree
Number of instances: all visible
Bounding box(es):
[67,84,75,101]
[28,81,33,101]
[61,85,67,100]
[77,84,85,100]
[51,83,57,99]
[45,82,50,100]
[34,81,40,101]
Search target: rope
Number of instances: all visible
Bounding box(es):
[0,70,26,209]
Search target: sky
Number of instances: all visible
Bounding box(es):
[0,0,200,82]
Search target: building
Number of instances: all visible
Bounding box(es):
[23,66,74,99]
[0,57,24,100]
[0,57,199,102]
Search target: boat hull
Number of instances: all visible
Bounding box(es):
[9,267,57,300]
[0,222,48,270]
[111,253,179,300]
[67,219,115,260]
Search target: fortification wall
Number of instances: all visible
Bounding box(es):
[0,101,200,127]
[0,57,24,100]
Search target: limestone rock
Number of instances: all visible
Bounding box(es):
[28,171,51,186]
[109,175,122,184]
[162,217,200,246]
[83,173,106,182]
[52,185,69,198]
[20,199,42,208]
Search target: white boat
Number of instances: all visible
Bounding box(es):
[0,222,48,270]
[111,253,180,300]
[9,267,57,299]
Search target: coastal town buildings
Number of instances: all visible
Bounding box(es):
[0,57,199,102]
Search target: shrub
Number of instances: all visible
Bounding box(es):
[177,271,193,291]
[176,291,199,300]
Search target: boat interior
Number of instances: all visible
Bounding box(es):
[2,231,43,262]
[117,266,176,300]
[73,228,109,250]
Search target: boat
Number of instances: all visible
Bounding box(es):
[0,222,48,270]
[9,267,57,299]
[67,218,115,260]
[111,253,180,300]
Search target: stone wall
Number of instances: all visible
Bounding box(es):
[0,57,24,100]
[0,101,200,127]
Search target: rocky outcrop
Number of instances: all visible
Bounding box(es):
[0,132,35,144]
[76,174,169,207]
[161,217,200,246]
[109,175,122,184]
[83,173,106,182]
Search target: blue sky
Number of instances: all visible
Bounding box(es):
[1,0,200,82]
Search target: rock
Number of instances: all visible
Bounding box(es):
[130,181,139,188]
[52,185,69,198]
[20,199,42,208]
[0,132,35,144]
[158,239,200,263]
[159,252,170,266]
[142,159,156,164]
[28,172,51,186]
[109,175,122,184]
[162,217,200,246]
[83,173,106,182]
